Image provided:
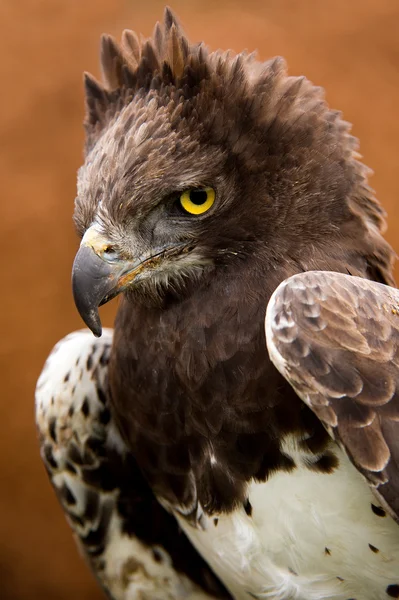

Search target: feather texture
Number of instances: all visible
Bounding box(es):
[266,271,399,521]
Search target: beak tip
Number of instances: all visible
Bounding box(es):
[92,324,103,338]
[81,307,103,338]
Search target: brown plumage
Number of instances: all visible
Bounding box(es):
[36,7,399,600]
[267,271,399,521]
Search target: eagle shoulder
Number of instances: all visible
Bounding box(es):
[266,270,399,522]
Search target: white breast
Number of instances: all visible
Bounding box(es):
[175,445,399,600]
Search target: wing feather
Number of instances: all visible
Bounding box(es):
[266,271,399,522]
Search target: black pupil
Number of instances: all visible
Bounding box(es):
[189,189,208,205]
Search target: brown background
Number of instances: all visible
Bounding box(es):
[1,1,399,598]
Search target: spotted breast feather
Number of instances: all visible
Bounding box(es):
[35,330,230,600]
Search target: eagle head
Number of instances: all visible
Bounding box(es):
[72,7,393,337]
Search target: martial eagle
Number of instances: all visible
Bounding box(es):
[35,8,399,600]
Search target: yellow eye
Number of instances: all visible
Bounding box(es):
[179,187,215,215]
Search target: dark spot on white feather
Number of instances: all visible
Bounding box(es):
[86,352,94,371]
[369,543,379,553]
[325,547,331,555]
[43,444,58,470]
[97,386,107,404]
[100,346,110,365]
[68,405,74,417]
[99,408,111,425]
[386,585,399,598]
[371,503,386,517]
[48,418,57,442]
[152,548,163,562]
[81,397,90,417]
[64,371,70,383]
[65,461,77,474]
[213,518,219,526]
[306,452,339,474]
[61,484,77,506]
[244,499,252,517]
[337,576,344,582]
[288,567,298,576]
[51,396,55,405]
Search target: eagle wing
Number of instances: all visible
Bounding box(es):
[265,271,399,522]
[35,330,230,600]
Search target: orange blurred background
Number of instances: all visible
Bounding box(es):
[1,1,399,598]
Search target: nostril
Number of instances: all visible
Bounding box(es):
[102,245,119,262]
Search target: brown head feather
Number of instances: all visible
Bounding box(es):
[80,7,394,290]
[121,29,141,66]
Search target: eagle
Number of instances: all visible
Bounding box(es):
[35,8,399,600]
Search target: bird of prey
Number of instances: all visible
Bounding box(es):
[35,8,399,600]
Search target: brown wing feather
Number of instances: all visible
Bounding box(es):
[266,271,399,522]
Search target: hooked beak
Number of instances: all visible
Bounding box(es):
[72,227,183,337]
